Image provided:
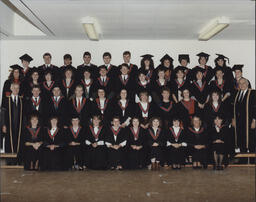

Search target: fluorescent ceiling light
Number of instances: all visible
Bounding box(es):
[198,17,229,41]
[82,16,101,41]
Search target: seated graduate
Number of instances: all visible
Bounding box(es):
[154,54,174,82]
[79,67,96,99]
[171,66,190,104]
[151,66,170,104]
[105,116,127,170]
[60,66,77,100]
[127,117,146,169]
[157,87,176,129]
[85,115,107,170]
[23,113,43,171]
[41,116,65,171]
[59,54,77,79]
[40,70,55,100]
[23,67,41,100]
[65,115,85,171]
[166,117,188,169]
[146,117,166,171]
[210,115,229,170]
[135,90,156,129]
[187,115,208,169]
[112,89,134,128]
[121,51,138,78]
[140,54,155,82]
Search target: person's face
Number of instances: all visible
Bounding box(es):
[112,118,120,127]
[98,90,105,98]
[120,90,127,99]
[144,59,150,67]
[32,88,40,97]
[216,70,224,79]
[180,59,188,67]
[11,84,20,95]
[32,72,39,81]
[123,54,131,63]
[176,70,184,79]
[75,87,83,97]
[65,70,72,79]
[31,117,39,127]
[217,59,224,67]
[140,93,148,102]
[214,117,223,126]
[193,117,201,128]
[100,68,107,76]
[196,71,203,80]
[183,89,190,99]
[173,120,180,127]
[121,66,129,75]
[64,58,72,66]
[50,118,58,127]
[45,73,52,81]
[158,71,165,79]
[239,79,248,91]
[52,87,61,97]
[103,56,111,64]
[83,55,91,64]
[83,71,91,79]
[43,55,51,64]
[132,118,140,128]
[161,90,170,100]
[72,118,79,127]
[235,70,242,79]
[152,119,160,128]
[13,70,20,79]
[212,93,219,102]
[163,60,170,67]
[22,60,29,68]
[139,74,146,82]
[92,117,100,126]
[199,57,207,65]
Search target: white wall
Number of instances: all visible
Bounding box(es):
[0,40,255,101]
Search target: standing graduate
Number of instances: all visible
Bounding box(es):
[2,83,24,165]
[2,65,24,106]
[85,115,107,170]
[127,117,146,169]
[187,115,209,169]
[121,51,138,78]
[60,66,77,100]
[98,52,118,79]
[140,54,155,82]
[79,67,97,99]
[154,54,174,82]
[23,113,43,170]
[59,54,77,79]
[41,116,65,171]
[134,69,152,101]
[77,51,98,80]
[146,117,166,170]
[190,52,214,83]
[175,54,190,80]
[23,67,41,100]
[166,117,188,169]
[40,70,55,100]
[214,54,234,83]
[38,53,59,81]
[105,116,127,170]
[210,115,230,170]
[19,53,33,82]
[232,64,251,92]
[65,115,85,170]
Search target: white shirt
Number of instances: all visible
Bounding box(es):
[45,64,51,67]
[173,126,180,136]
[54,96,60,102]
[120,99,127,116]
[194,127,200,132]
[11,94,18,105]
[140,101,148,117]
[152,127,158,135]
[239,89,248,101]
[213,102,219,109]
[100,76,107,82]
[158,79,165,86]
[84,79,91,92]
[122,74,128,80]
[84,63,91,66]
[99,98,106,113]
[32,96,40,110]
[76,97,83,107]
[50,127,57,136]
[140,80,147,86]
[197,80,202,87]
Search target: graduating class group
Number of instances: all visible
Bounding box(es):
[1,50,255,172]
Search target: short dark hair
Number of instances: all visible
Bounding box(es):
[83,52,91,57]
[123,51,131,56]
[121,63,129,69]
[32,84,41,91]
[64,54,72,60]
[43,52,52,58]
[149,117,162,128]
[103,52,111,58]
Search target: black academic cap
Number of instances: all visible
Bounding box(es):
[196,52,210,59]
[215,54,229,64]
[175,66,186,74]
[160,54,173,63]
[140,54,154,60]
[19,54,33,62]
[232,64,244,72]
[178,54,190,63]
[10,64,23,71]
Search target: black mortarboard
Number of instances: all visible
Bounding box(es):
[175,66,186,74]
[232,64,244,72]
[196,52,210,59]
[160,54,173,63]
[178,54,190,63]
[215,54,229,64]
[10,64,23,72]
[19,54,33,62]
[140,54,154,60]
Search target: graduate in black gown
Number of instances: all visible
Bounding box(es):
[120,51,138,78]
[41,116,65,171]
[214,54,234,84]
[175,54,190,80]
[79,67,97,99]
[59,54,77,79]
[23,67,41,100]
[146,117,166,170]
[77,51,98,80]
[2,83,24,165]
[154,54,174,82]
[38,53,59,81]
[98,52,118,80]
[20,53,34,82]
[210,115,230,170]
[232,64,251,93]
[23,113,43,170]
[40,69,55,100]
[166,117,188,169]
[140,54,154,82]
[127,117,146,169]
[60,66,77,100]
[85,115,107,170]
[187,115,209,169]
[2,65,24,106]
[105,116,127,170]
[65,115,85,170]
[134,69,152,101]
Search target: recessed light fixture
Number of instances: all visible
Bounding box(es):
[82,16,102,41]
[198,17,229,41]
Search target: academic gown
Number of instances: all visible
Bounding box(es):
[114,74,135,99]
[190,80,210,105]
[157,101,177,129]
[134,80,152,98]
[79,79,97,99]
[99,64,118,80]
[77,63,99,80]
[40,81,55,100]
[94,76,115,98]
[121,63,139,78]
[151,79,170,103]
[59,65,77,79]
[59,79,77,100]
[23,81,41,100]
[112,99,135,125]
[135,101,156,125]
[170,79,190,103]
[190,65,214,84]
[85,125,108,169]
[38,64,60,81]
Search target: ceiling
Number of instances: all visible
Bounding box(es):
[0,0,255,40]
